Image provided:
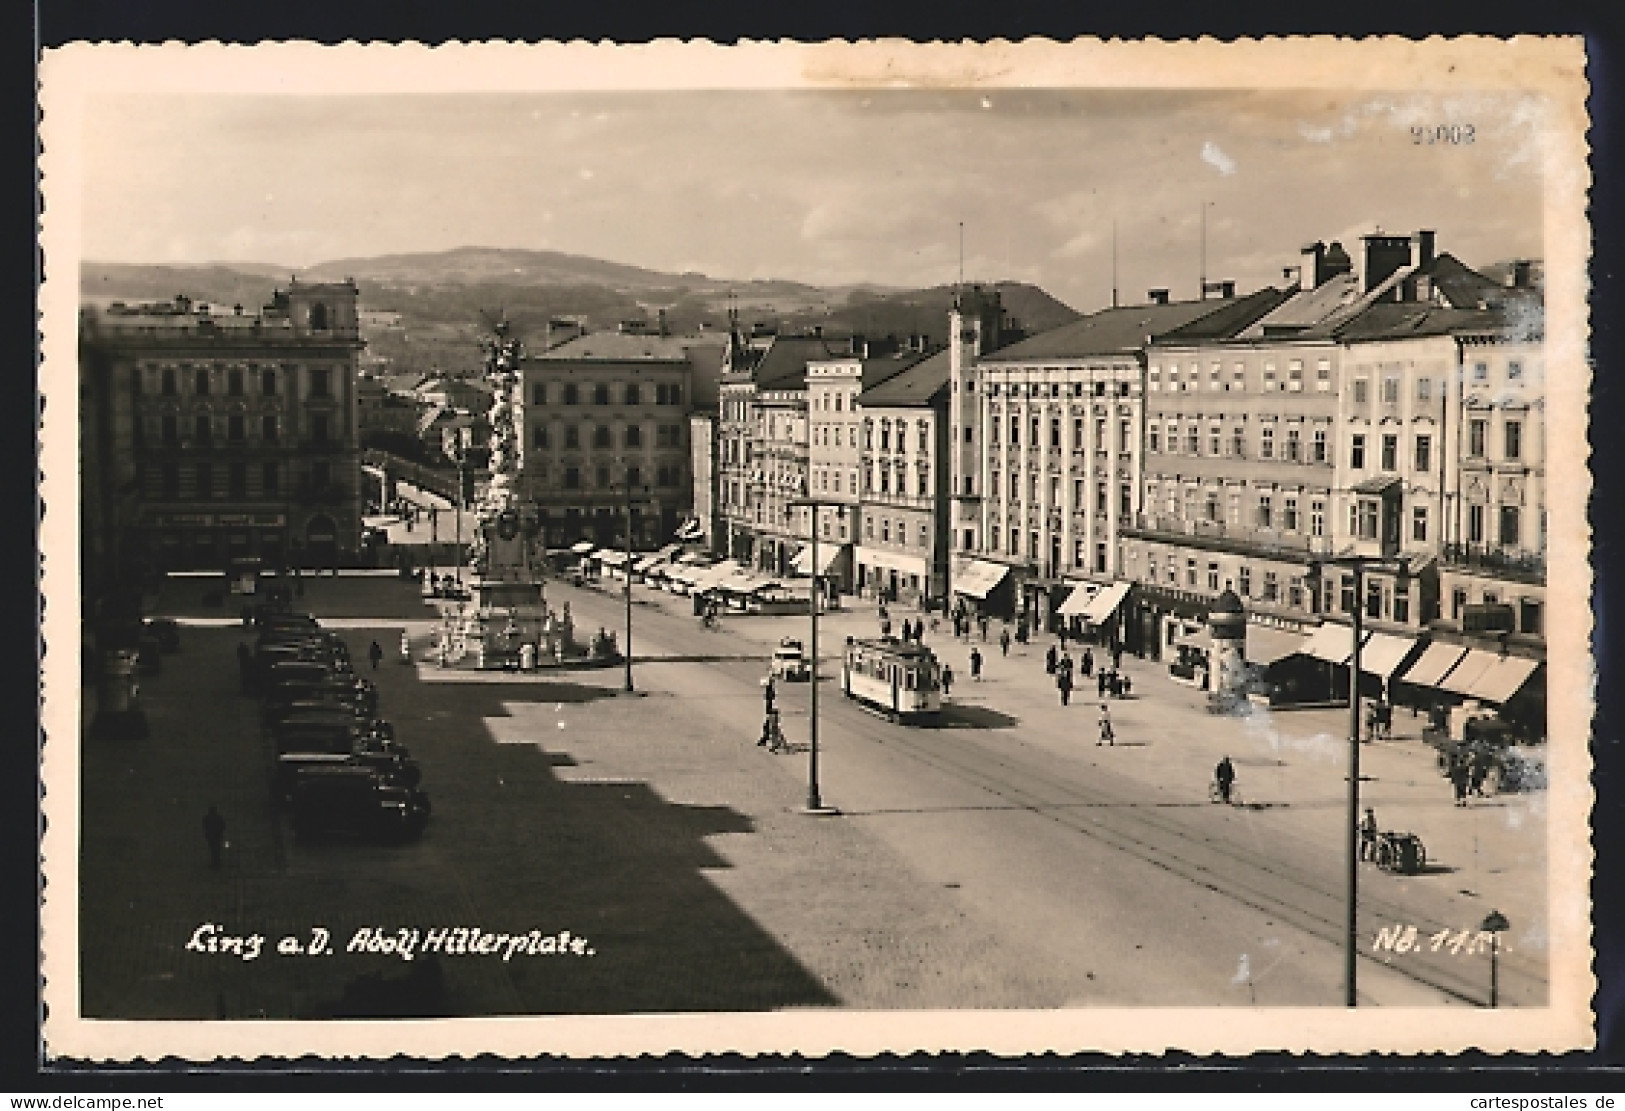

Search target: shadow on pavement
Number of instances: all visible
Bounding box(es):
[80,623,838,1020]
[922,704,1020,730]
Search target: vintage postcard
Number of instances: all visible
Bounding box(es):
[38,37,1594,1060]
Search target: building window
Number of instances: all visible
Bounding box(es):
[1263,572,1279,603]
[866,516,875,540]
[1505,420,1522,460]
[624,384,640,405]
[1353,378,1368,404]
[1316,359,1332,391]
[227,368,244,397]
[1473,361,1489,382]
[881,519,891,543]
[1358,499,1379,540]
[194,414,212,445]
[532,384,547,406]
[1234,362,1247,390]
[1209,427,1222,456]
[1257,494,1273,528]
[1381,376,1399,404]
[1415,435,1432,472]
[625,425,642,448]
[594,385,610,405]
[1350,434,1366,469]
[564,384,579,405]
[1238,566,1252,597]
[1312,429,1328,463]
[595,466,610,489]
[1417,377,1432,402]
[1207,562,1220,591]
[1393,576,1410,624]
[1284,496,1299,531]
[1232,427,1245,457]
[1500,505,1521,547]
[227,414,245,443]
[1288,360,1303,391]
[1186,558,1198,586]
[562,425,579,449]
[532,425,549,449]
[1149,426,1160,453]
[1260,427,1274,460]
[195,367,210,396]
[1468,503,1485,543]
[1507,361,1524,382]
[592,426,610,449]
[1228,491,1242,524]
[310,368,330,398]
[1469,419,1487,457]
[1187,425,1199,454]
[1263,364,1277,391]
[1412,506,1428,542]
[1289,577,1305,609]
[1381,434,1398,471]
[1520,599,1542,635]
[262,462,278,496]
[564,467,580,489]
[1366,579,1383,619]
[162,367,177,396]
[1285,428,1301,462]
[1310,499,1325,537]
[1341,574,1356,613]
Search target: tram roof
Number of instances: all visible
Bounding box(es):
[848,636,937,660]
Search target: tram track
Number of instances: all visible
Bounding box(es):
[818,690,1546,1007]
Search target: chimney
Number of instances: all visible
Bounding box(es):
[1148,289,1170,305]
[1220,280,1236,299]
[1512,260,1533,288]
[1362,232,1414,296]
[1416,229,1437,272]
[1301,242,1326,289]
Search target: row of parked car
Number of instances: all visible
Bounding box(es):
[245,609,432,843]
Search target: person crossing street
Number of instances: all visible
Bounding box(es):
[1097,703,1114,746]
[969,647,984,681]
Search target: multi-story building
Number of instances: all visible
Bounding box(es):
[855,348,951,606]
[517,332,718,549]
[716,328,834,569]
[80,281,366,586]
[356,375,422,438]
[955,286,1282,628]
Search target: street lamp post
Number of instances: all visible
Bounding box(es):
[1482,909,1510,1007]
[1315,551,1409,1007]
[790,497,841,816]
[623,471,635,694]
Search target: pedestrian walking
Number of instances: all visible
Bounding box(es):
[1082,647,1094,677]
[1214,756,1236,803]
[1059,652,1073,683]
[979,616,989,643]
[763,674,777,715]
[1450,754,1471,806]
[1097,669,1108,697]
[368,640,383,670]
[1097,703,1115,746]
[1058,668,1073,706]
[998,625,1010,657]
[1358,807,1379,862]
[202,806,226,869]
[969,647,983,681]
[1045,643,1057,674]
[941,665,954,697]
[1058,626,1069,651]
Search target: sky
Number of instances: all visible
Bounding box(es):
[80,88,1546,312]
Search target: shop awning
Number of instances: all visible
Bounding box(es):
[1468,656,1542,704]
[1353,474,1405,495]
[596,549,629,567]
[1247,625,1308,665]
[1359,632,1419,679]
[1399,642,1468,688]
[1301,623,1368,665]
[954,559,1011,600]
[1439,649,1503,696]
[1079,581,1133,626]
[634,543,681,573]
[570,540,595,554]
[1057,583,1100,617]
[790,543,845,576]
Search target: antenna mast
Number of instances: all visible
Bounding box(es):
[1112,219,1119,308]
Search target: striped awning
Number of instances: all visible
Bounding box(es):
[1359,632,1420,679]
[1399,642,1468,688]
[1439,650,1503,696]
[953,559,1012,600]
[1302,623,1369,665]
[1079,581,1132,625]
[1468,656,1542,704]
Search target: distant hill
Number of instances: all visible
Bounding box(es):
[80,249,1079,375]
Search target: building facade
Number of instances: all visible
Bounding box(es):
[855,349,951,606]
[80,281,366,581]
[517,333,709,549]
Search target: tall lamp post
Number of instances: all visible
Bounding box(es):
[789,497,841,816]
[1314,551,1409,1007]
[1481,910,1509,1008]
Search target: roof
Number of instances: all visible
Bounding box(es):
[1155,288,1294,343]
[986,291,1281,361]
[1332,302,1503,342]
[1353,474,1405,494]
[858,348,949,407]
[1235,273,1364,338]
[750,335,836,390]
[533,332,704,361]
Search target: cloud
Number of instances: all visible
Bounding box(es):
[1201,141,1238,176]
[1298,123,1334,143]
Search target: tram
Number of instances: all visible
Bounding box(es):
[840,636,942,722]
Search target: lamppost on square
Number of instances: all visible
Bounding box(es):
[1481,910,1510,1008]
[788,496,842,816]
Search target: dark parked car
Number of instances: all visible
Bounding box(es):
[289,765,430,843]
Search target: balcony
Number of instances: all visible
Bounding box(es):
[1122,513,1333,562]
[1440,542,1546,584]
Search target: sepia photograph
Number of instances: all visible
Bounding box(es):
[38,37,1594,1060]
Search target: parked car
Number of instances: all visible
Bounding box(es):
[770,638,811,681]
[289,765,430,843]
